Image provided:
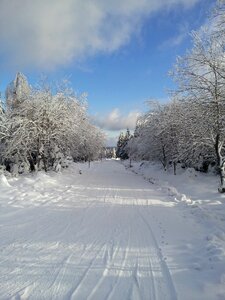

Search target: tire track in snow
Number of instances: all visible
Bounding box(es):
[104,225,132,300]
[130,259,142,300]
[86,240,120,300]
[131,221,156,300]
[137,206,177,300]
[134,197,157,300]
[49,254,74,297]
[146,252,157,299]
[69,216,122,298]
[68,242,108,300]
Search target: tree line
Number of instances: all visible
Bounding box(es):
[0,73,105,174]
[117,0,225,192]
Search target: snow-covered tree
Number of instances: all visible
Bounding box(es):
[5,72,30,111]
[1,73,105,174]
[128,97,218,174]
[171,21,225,190]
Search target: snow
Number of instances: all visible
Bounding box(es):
[0,160,225,299]
[0,174,11,188]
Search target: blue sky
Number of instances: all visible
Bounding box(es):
[0,0,215,145]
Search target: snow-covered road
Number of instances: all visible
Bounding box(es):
[0,160,224,299]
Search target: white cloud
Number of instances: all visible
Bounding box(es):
[0,0,200,70]
[93,108,141,146]
[93,108,140,131]
[105,132,120,147]
[159,22,190,49]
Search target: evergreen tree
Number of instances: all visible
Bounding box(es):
[116,129,131,159]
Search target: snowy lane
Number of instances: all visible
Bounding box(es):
[0,160,203,299]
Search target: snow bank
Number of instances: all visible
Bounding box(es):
[0,174,11,187]
[123,159,225,298]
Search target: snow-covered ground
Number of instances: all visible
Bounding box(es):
[0,160,225,299]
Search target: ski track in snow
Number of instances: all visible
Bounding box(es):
[0,160,224,299]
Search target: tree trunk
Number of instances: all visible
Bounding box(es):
[173,162,176,175]
[215,134,225,192]
[218,160,225,192]
[42,154,47,172]
[162,145,167,171]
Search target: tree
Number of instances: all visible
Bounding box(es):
[0,73,105,174]
[171,19,225,190]
[116,129,131,159]
[5,72,30,111]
